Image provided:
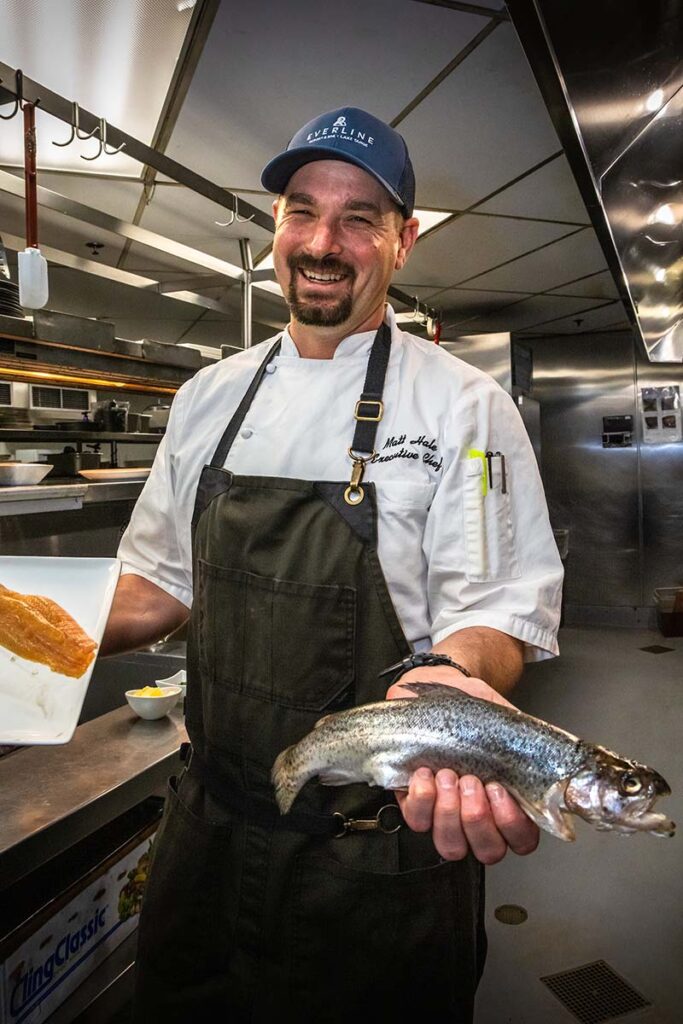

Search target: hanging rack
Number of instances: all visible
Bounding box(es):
[81,118,127,161]
[216,196,255,228]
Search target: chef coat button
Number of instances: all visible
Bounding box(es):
[240,428,253,439]
[265,364,277,374]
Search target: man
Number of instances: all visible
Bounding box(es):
[103,107,563,1022]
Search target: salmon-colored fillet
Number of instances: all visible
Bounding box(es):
[0,583,97,678]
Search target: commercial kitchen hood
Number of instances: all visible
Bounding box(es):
[508,0,683,362]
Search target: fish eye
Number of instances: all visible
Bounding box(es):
[621,773,643,795]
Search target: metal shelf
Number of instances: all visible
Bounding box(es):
[0,429,162,443]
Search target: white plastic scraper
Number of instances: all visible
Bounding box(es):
[18,102,49,310]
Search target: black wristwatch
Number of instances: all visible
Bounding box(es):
[378,652,472,687]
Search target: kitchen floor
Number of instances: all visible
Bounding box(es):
[474,626,682,1024]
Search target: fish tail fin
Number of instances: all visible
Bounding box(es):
[272,743,310,814]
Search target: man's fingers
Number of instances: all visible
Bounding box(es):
[485,783,540,855]
[432,770,468,860]
[459,776,508,865]
[399,767,436,832]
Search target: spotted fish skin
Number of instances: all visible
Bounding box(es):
[272,683,674,842]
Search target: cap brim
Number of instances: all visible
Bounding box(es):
[261,146,407,214]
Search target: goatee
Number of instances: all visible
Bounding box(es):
[286,254,355,327]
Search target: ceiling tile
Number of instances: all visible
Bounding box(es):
[476,154,591,223]
[394,213,573,289]
[463,228,609,292]
[38,173,145,223]
[165,0,490,189]
[0,0,192,175]
[398,22,561,208]
[522,301,630,335]
[547,269,620,301]
[138,186,274,259]
[454,294,611,333]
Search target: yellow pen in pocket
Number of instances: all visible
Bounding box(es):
[467,448,488,496]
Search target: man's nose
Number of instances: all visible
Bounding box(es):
[305,217,343,259]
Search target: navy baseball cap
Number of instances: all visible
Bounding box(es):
[261,106,415,217]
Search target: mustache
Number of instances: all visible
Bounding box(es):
[287,253,355,279]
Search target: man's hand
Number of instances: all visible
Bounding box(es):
[386,669,540,864]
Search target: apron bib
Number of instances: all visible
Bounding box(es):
[133,325,486,1022]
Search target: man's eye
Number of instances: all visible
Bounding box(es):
[290,208,313,217]
[348,216,372,225]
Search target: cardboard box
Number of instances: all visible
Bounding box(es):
[1,824,156,1024]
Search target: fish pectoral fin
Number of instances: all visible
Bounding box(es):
[397,682,464,699]
[510,782,576,843]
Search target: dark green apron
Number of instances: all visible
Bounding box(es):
[133,325,486,1023]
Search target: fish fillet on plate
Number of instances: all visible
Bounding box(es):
[0,557,120,745]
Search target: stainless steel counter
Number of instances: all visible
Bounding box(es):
[0,703,187,889]
[0,478,145,516]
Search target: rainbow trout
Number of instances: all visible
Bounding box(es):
[272,683,674,842]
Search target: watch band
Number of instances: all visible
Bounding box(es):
[379,652,472,686]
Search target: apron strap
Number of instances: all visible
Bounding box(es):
[209,337,282,469]
[349,321,392,456]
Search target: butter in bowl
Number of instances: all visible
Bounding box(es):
[125,684,182,720]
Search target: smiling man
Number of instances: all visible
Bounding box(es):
[105,107,563,1023]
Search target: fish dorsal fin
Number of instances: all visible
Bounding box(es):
[313,713,333,729]
[398,682,465,699]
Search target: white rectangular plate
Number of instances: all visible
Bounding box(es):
[0,557,121,745]
[78,468,151,482]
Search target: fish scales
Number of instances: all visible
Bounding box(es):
[272,683,674,842]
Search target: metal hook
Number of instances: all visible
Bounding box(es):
[215,209,236,227]
[81,118,125,161]
[53,102,98,147]
[0,69,22,121]
[234,197,254,224]
[101,119,126,155]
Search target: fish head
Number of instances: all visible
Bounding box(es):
[564,749,675,837]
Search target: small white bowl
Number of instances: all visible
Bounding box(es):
[125,685,182,720]
[156,669,187,698]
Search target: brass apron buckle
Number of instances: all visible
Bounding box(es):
[332,804,403,838]
[344,447,376,506]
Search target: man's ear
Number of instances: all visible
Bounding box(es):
[272,197,282,223]
[395,217,420,271]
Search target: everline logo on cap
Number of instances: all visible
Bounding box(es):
[261,106,415,217]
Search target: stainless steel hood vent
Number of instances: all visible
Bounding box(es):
[507,1,683,361]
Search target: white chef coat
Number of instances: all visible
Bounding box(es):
[118,305,563,661]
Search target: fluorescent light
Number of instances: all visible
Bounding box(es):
[176,1,196,11]
[415,208,452,237]
[254,251,274,270]
[652,204,676,226]
[645,89,664,112]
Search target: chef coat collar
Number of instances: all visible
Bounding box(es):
[280,304,398,360]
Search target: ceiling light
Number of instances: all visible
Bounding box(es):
[176,1,196,11]
[652,204,676,226]
[254,251,274,270]
[415,209,452,237]
[654,268,667,283]
[645,89,664,113]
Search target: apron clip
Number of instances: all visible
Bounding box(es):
[332,804,403,838]
[344,448,374,506]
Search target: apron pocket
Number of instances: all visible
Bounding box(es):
[287,851,481,1019]
[198,557,356,711]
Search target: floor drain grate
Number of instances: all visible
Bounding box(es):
[541,959,651,1023]
[639,645,674,654]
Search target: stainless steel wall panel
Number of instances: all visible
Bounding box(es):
[636,354,683,605]
[528,332,640,607]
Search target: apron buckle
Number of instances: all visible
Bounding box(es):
[332,804,403,838]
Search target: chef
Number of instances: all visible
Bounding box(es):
[103,107,563,1022]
